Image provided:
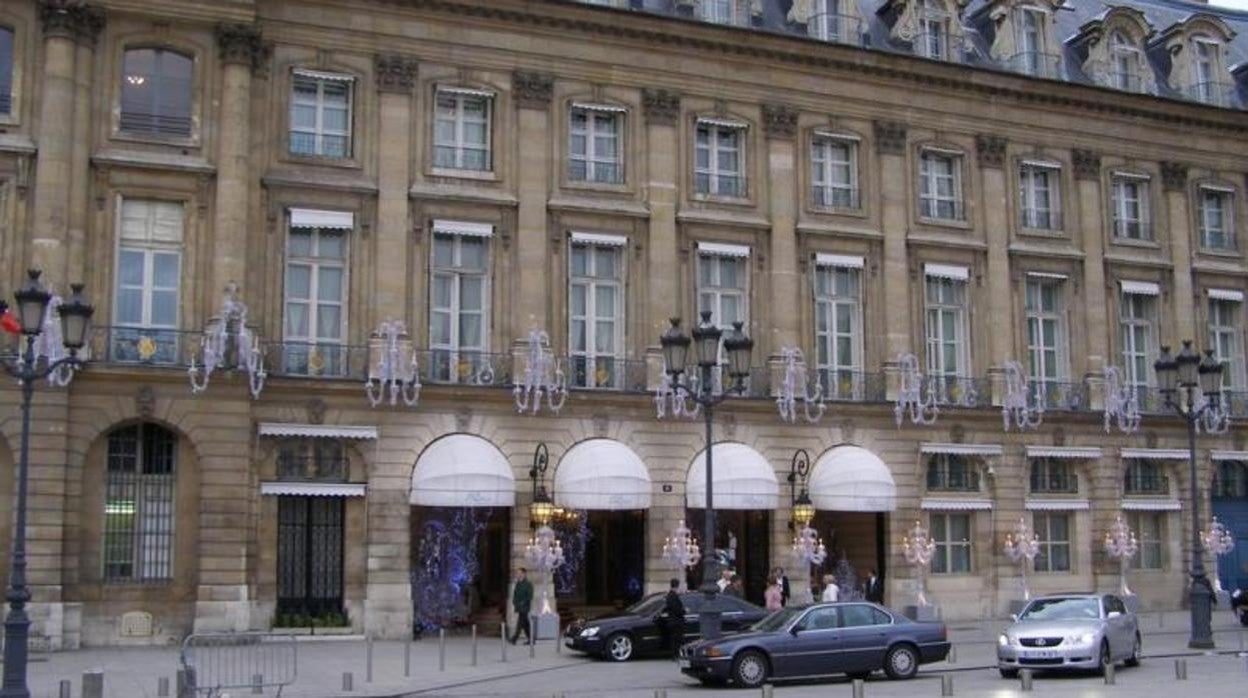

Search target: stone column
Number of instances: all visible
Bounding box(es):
[1073,149,1110,405]
[1161,162,1195,341]
[875,121,911,397]
[643,89,681,390]
[763,104,800,355]
[977,135,1012,404]
[211,24,264,303]
[66,7,105,283]
[373,55,418,328]
[30,2,82,283]
[511,71,554,338]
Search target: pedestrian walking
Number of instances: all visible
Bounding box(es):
[660,578,686,658]
[508,567,534,645]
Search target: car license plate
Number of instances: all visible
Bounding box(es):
[1024,650,1057,659]
[678,659,691,668]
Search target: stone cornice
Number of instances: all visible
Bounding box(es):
[512,70,555,110]
[642,88,680,126]
[975,134,1007,169]
[215,23,267,71]
[761,103,798,140]
[374,0,1248,136]
[376,54,419,94]
[873,121,907,155]
[1160,161,1188,192]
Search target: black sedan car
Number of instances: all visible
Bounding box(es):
[564,592,768,661]
[680,602,951,688]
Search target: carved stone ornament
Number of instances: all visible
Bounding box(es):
[761,103,799,139]
[512,71,555,110]
[975,134,1008,169]
[1072,149,1101,180]
[841,418,856,444]
[1051,425,1067,446]
[306,398,327,425]
[455,407,473,432]
[592,412,610,437]
[39,1,104,43]
[949,422,967,444]
[873,120,907,155]
[642,88,680,126]
[135,386,156,419]
[376,54,418,94]
[1160,161,1188,192]
[216,23,267,70]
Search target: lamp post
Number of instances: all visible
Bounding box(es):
[1153,340,1225,650]
[1,270,94,698]
[658,311,753,640]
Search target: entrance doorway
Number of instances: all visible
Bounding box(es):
[685,510,771,604]
[409,506,511,629]
[810,511,887,600]
[277,496,345,617]
[557,510,646,613]
[1212,460,1248,591]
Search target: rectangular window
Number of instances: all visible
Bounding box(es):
[1019,163,1060,230]
[809,0,847,43]
[0,27,12,115]
[919,151,963,221]
[1199,187,1235,250]
[119,48,193,137]
[1194,40,1220,104]
[1127,512,1164,570]
[569,106,623,184]
[103,424,176,583]
[569,236,625,389]
[1029,458,1077,493]
[811,135,859,209]
[1033,512,1071,573]
[1118,288,1157,391]
[1024,277,1067,388]
[695,121,746,198]
[290,71,353,158]
[925,453,979,492]
[434,88,493,172]
[930,513,972,574]
[1015,8,1047,75]
[924,271,968,399]
[697,246,750,387]
[113,199,184,364]
[1124,459,1168,495]
[1112,175,1151,240]
[917,1,949,60]
[430,224,491,383]
[283,216,349,376]
[701,0,739,25]
[813,260,862,399]
[1208,296,1244,389]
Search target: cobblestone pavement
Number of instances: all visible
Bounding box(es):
[13,611,1248,698]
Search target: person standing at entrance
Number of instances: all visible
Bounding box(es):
[764,576,783,612]
[716,568,733,592]
[865,569,884,604]
[774,567,791,606]
[660,578,686,658]
[509,567,534,645]
[821,574,840,602]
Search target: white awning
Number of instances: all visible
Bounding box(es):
[1122,499,1181,511]
[437,86,495,98]
[1121,448,1188,460]
[924,264,969,281]
[808,446,896,512]
[260,482,367,497]
[433,220,493,237]
[570,232,628,247]
[289,209,355,230]
[554,439,652,510]
[814,253,865,269]
[1212,451,1248,461]
[697,241,751,258]
[686,443,778,510]
[697,117,748,129]
[1025,498,1090,511]
[572,102,627,114]
[1119,280,1159,296]
[1020,159,1061,169]
[920,443,1003,456]
[1026,271,1069,280]
[1025,446,1103,459]
[411,435,515,507]
[258,423,378,440]
[1208,288,1245,302]
[293,68,355,83]
[921,498,993,511]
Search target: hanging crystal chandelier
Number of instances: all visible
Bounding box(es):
[1194,392,1231,435]
[1201,517,1236,593]
[1103,514,1139,596]
[1002,360,1045,431]
[901,520,936,606]
[894,353,938,427]
[514,328,567,414]
[776,346,826,423]
[791,524,827,565]
[1002,517,1042,600]
[1102,366,1141,434]
[654,363,701,419]
[525,524,565,572]
[365,320,421,407]
[189,284,266,399]
[662,519,701,569]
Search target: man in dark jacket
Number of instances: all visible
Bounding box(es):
[659,578,686,658]
[865,569,885,604]
[509,567,534,644]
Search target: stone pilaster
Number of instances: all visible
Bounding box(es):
[1073,149,1109,400]
[66,6,103,284]
[875,121,910,357]
[643,88,681,389]
[372,55,418,330]
[764,104,799,358]
[512,71,554,348]
[977,135,1012,375]
[1161,162,1195,341]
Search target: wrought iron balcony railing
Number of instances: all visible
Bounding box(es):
[816,369,887,403]
[1005,52,1062,79]
[88,326,203,368]
[568,356,648,392]
[1030,380,1087,412]
[927,467,981,492]
[927,374,989,408]
[1124,472,1170,495]
[118,110,193,138]
[1030,467,1079,494]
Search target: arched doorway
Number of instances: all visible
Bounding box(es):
[1212,458,1248,591]
[806,445,896,602]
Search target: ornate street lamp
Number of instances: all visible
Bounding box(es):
[656,311,753,641]
[2,270,94,698]
[1154,340,1225,650]
[788,449,825,565]
[528,443,555,527]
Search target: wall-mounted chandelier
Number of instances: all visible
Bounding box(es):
[662,519,701,569]
[1102,366,1141,434]
[189,284,266,399]
[776,346,825,423]
[791,525,827,566]
[901,520,936,607]
[894,353,938,427]
[1002,360,1044,431]
[525,524,565,572]
[1103,514,1139,596]
[654,363,701,419]
[1003,517,1041,601]
[1201,517,1235,593]
[514,328,567,414]
[365,320,421,407]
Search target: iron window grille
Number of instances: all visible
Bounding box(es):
[103,424,177,583]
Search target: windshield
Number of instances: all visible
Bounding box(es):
[1019,597,1101,621]
[751,607,804,633]
[626,595,664,616]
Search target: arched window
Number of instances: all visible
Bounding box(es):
[0,26,13,115]
[120,48,193,137]
[103,424,177,582]
[1109,31,1139,91]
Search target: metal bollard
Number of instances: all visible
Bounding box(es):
[252,672,264,694]
[947,645,956,664]
[556,624,561,655]
[176,668,194,698]
[367,636,374,683]
[342,671,354,692]
[941,674,953,696]
[1020,669,1034,692]
[439,628,447,671]
[654,690,667,698]
[529,617,537,658]
[851,678,865,698]
[472,624,479,666]
[405,634,412,677]
[157,676,170,697]
[82,669,104,698]
[501,622,508,662]
[1104,662,1116,685]
[58,680,71,698]
[1175,658,1188,680]
[761,684,774,698]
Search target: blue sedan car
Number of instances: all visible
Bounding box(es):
[680,602,951,688]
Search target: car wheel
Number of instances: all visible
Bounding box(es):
[883,644,920,680]
[732,650,769,688]
[1124,633,1141,667]
[1097,640,1112,675]
[604,632,634,662]
[999,668,1019,679]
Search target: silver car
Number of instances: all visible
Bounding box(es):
[997,594,1141,677]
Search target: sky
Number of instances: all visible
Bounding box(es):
[1210,0,1248,11]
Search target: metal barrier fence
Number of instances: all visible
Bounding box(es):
[180,633,298,697]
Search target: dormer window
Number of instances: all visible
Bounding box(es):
[700,0,742,26]
[917,0,951,60]
[1109,31,1141,92]
[1191,37,1227,106]
[810,0,853,44]
[1014,7,1054,77]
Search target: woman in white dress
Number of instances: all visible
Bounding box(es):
[821,574,839,602]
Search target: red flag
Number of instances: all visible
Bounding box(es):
[0,304,19,335]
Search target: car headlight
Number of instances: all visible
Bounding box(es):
[702,646,726,658]
[579,626,599,638]
[998,634,1010,647]
[1067,632,1096,645]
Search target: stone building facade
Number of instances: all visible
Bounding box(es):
[0,0,1247,648]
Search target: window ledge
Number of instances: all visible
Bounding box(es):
[908,231,988,251]
[1109,237,1160,250]
[808,204,868,219]
[430,167,498,182]
[409,181,519,207]
[676,208,770,230]
[690,192,753,207]
[1196,246,1241,259]
[111,130,200,150]
[562,179,631,195]
[547,194,650,218]
[261,169,378,195]
[0,133,37,155]
[281,153,363,171]
[796,220,884,240]
[916,216,972,231]
[91,148,215,174]
[1007,241,1085,260]
[1019,226,1066,237]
